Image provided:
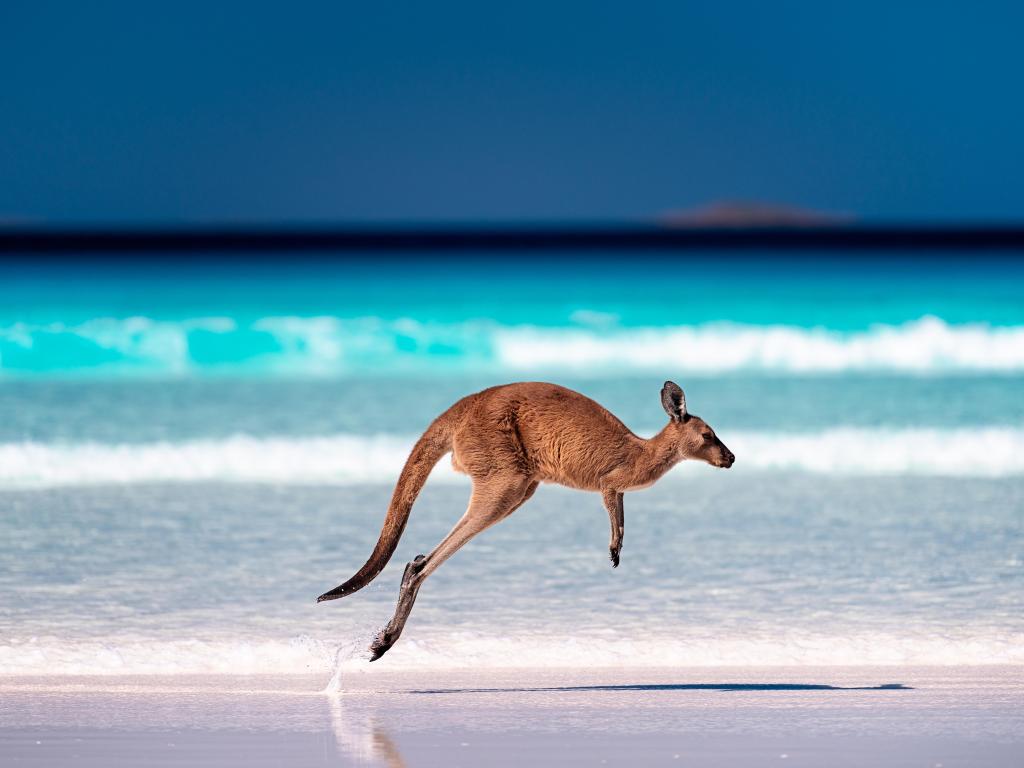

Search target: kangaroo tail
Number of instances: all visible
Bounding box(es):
[316,414,454,602]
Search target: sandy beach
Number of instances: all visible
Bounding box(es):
[3,666,1021,766]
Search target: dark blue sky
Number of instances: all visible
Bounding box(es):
[3,3,1023,223]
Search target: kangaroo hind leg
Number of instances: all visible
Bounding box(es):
[369,475,534,661]
[603,489,624,568]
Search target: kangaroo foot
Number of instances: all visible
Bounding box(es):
[369,554,427,661]
[369,625,398,661]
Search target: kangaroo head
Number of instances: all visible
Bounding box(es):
[660,381,735,469]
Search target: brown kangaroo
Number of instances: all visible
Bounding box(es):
[317,381,735,661]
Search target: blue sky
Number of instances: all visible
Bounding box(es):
[2,3,1023,223]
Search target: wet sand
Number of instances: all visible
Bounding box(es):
[2,666,1021,766]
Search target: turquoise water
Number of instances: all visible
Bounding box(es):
[0,252,1021,674]
[2,254,1024,379]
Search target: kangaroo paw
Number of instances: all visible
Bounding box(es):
[609,546,620,568]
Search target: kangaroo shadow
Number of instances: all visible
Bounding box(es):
[409,682,912,694]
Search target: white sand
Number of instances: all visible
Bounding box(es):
[2,666,1022,766]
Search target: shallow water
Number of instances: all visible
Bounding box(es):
[2,475,1021,673]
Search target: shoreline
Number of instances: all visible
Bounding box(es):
[3,663,1020,692]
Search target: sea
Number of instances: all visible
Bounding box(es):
[0,252,1021,677]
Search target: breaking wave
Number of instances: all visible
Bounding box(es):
[2,315,1023,377]
[2,427,1023,489]
[494,316,1024,373]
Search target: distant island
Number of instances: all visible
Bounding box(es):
[661,201,855,228]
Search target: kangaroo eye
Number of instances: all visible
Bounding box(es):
[702,432,713,442]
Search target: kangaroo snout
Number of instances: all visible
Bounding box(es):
[717,445,736,468]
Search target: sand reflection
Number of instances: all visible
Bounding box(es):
[327,692,406,767]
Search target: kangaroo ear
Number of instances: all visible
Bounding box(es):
[661,381,687,422]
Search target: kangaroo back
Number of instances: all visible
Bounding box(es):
[316,414,454,602]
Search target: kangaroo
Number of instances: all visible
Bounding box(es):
[317,380,735,661]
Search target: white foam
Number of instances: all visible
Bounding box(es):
[359,629,1024,671]
[0,434,435,489]
[1,427,1022,489]
[2,628,1021,676]
[730,427,1024,477]
[0,635,338,676]
[496,316,1024,373]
